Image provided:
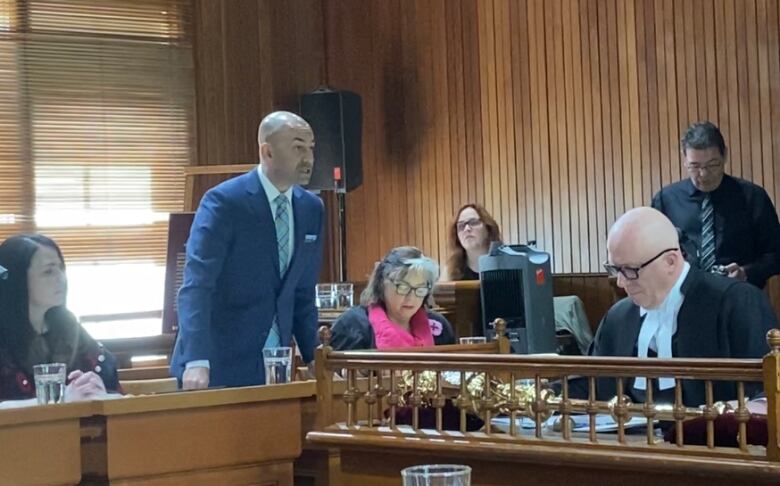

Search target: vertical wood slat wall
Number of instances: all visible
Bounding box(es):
[323,0,780,281]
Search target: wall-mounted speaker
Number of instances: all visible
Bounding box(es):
[300,88,362,193]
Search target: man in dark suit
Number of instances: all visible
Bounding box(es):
[587,207,776,406]
[651,121,780,288]
[171,111,324,389]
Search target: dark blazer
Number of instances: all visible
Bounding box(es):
[330,306,455,351]
[170,170,324,387]
[574,268,777,406]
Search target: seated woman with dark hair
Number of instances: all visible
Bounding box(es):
[330,246,455,351]
[445,203,503,281]
[0,234,120,402]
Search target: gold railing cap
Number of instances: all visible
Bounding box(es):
[319,325,332,347]
[767,328,780,353]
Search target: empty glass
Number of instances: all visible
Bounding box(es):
[459,336,487,345]
[401,464,471,485]
[262,347,292,385]
[335,282,354,308]
[316,283,336,309]
[33,363,66,405]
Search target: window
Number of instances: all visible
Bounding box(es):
[0,0,194,339]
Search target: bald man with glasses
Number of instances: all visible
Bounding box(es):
[582,207,776,406]
[651,121,780,288]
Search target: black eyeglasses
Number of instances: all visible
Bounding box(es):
[603,248,679,280]
[456,218,483,232]
[684,159,723,171]
[393,280,431,298]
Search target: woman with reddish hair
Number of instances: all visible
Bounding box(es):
[445,204,502,281]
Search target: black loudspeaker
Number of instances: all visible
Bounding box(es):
[300,88,363,193]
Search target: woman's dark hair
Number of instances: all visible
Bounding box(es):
[360,246,440,309]
[445,204,502,280]
[0,234,75,369]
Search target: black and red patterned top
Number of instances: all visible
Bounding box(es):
[0,338,120,401]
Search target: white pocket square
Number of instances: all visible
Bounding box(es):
[304,234,318,243]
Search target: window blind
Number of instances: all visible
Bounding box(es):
[0,0,194,336]
[0,0,194,264]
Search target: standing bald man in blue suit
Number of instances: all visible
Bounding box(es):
[171,111,324,389]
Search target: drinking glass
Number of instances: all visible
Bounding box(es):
[335,283,354,309]
[33,363,66,405]
[316,283,336,309]
[459,336,487,345]
[262,347,292,385]
[401,464,471,486]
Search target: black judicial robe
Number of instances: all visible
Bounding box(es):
[571,269,777,407]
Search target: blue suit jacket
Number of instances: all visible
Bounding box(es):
[170,170,325,387]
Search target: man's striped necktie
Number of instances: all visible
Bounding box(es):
[699,194,716,271]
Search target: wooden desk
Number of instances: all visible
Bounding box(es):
[0,402,95,486]
[81,382,315,485]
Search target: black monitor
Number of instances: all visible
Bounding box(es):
[479,243,557,354]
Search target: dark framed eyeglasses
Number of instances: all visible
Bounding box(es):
[602,248,679,280]
[456,218,483,232]
[393,280,431,298]
[684,159,723,171]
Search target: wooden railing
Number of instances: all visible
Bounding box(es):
[311,326,780,470]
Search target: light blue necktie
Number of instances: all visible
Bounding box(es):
[264,194,290,350]
[275,194,290,276]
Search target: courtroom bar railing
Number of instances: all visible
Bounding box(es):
[313,324,780,463]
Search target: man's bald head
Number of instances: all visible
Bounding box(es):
[608,207,679,258]
[257,111,315,191]
[257,111,311,144]
[607,207,684,309]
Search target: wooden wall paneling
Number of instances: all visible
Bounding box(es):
[445,0,465,218]
[547,0,564,273]
[563,0,588,269]
[606,0,624,222]
[644,0,661,200]
[422,0,437,259]
[578,1,595,271]
[654,0,671,190]
[703,0,719,123]
[746,0,762,186]
[661,0,679,187]
[433,0,451,264]
[189,0,780,285]
[598,0,617,237]
[626,0,644,210]
[477,0,496,232]
[616,0,633,211]
[498,0,518,248]
[757,0,775,195]
[770,0,780,205]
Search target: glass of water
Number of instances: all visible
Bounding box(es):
[262,347,292,385]
[401,464,471,485]
[459,336,487,345]
[316,283,336,309]
[33,362,67,405]
[335,282,354,309]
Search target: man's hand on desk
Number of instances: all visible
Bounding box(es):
[182,366,210,390]
[724,262,747,281]
[296,361,316,381]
